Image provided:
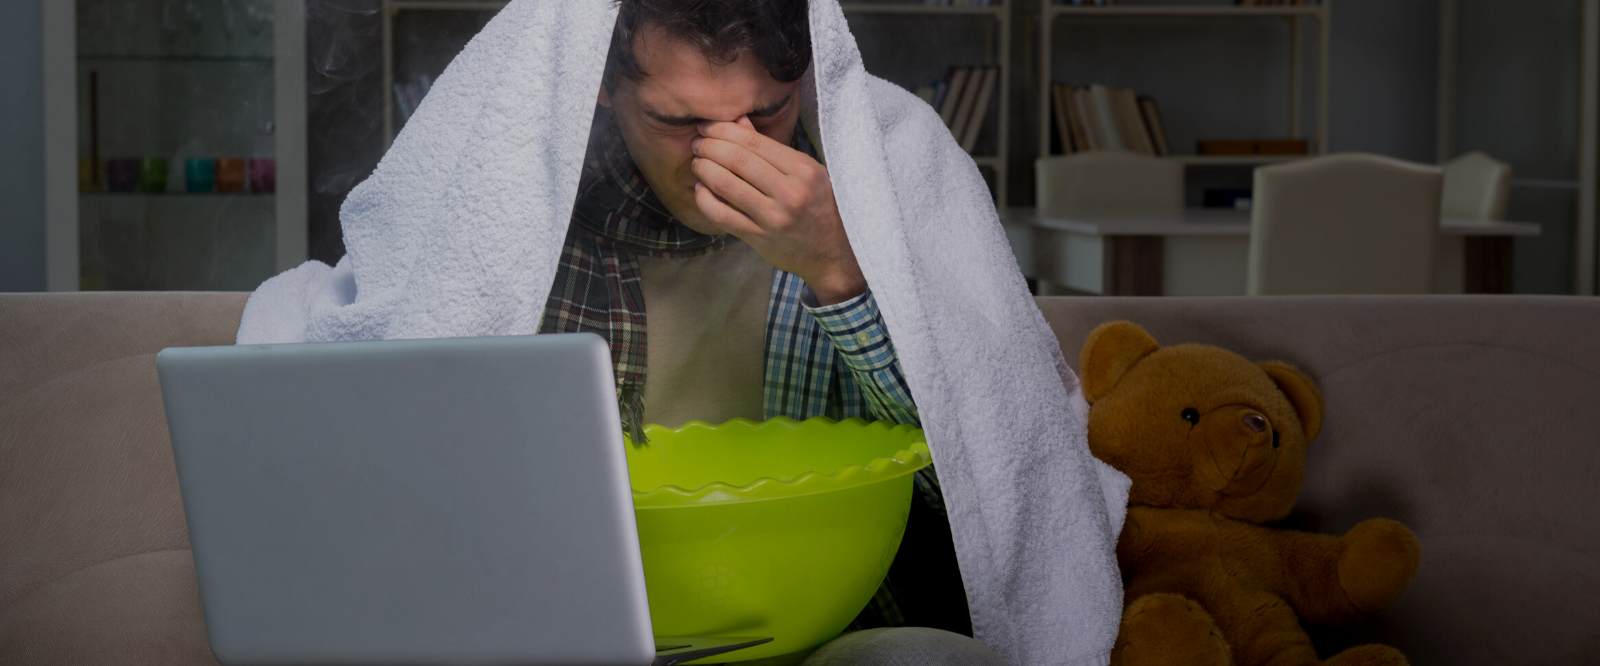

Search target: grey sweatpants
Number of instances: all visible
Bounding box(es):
[722,628,1009,666]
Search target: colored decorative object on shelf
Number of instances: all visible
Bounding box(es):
[249,158,276,193]
[106,158,139,193]
[138,158,168,193]
[77,158,102,193]
[216,158,247,193]
[185,159,216,193]
[625,417,929,661]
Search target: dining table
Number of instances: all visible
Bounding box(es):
[1001,207,1543,296]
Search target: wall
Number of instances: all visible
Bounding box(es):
[1,1,46,292]
[1327,0,1441,162]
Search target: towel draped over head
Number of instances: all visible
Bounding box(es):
[236,2,1131,664]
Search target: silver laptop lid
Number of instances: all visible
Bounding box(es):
[158,333,654,666]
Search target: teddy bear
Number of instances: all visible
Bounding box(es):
[1079,321,1421,666]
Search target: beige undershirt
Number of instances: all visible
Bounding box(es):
[637,239,773,428]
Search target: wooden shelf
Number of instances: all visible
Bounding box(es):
[1039,2,1331,171]
[1045,5,1325,18]
[841,3,1007,16]
[389,0,505,12]
[1166,155,1305,166]
[389,1,1010,15]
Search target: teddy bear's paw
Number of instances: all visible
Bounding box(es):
[1112,593,1230,666]
[1323,643,1408,666]
[1337,519,1422,614]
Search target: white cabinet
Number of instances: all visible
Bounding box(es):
[46,0,305,291]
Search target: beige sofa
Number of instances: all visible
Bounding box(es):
[3,292,1597,664]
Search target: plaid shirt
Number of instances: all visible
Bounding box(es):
[554,109,949,632]
[763,272,919,427]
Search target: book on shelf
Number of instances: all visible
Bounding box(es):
[1050,83,1172,157]
[937,66,971,127]
[1139,96,1172,157]
[1064,87,1092,153]
[1111,87,1154,155]
[949,67,987,142]
[1087,85,1125,151]
[959,66,999,153]
[1073,87,1103,150]
[915,65,999,155]
[1051,84,1074,153]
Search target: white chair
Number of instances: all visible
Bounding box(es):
[1248,153,1444,295]
[1030,151,1183,294]
[1441,151,1512,221]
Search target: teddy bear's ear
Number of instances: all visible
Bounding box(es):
[1080,321,1161,403]
[1258,361,1324,441]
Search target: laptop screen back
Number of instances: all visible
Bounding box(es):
[158,333,654,665]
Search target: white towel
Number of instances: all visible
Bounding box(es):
[237,2,1128,664]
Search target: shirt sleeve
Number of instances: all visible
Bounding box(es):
[801,287,921,427]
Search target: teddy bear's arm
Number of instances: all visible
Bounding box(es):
[1272,529,1365,625]
[1272,520,1420,626]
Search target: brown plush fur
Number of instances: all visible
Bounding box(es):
[1082,322,1421,666]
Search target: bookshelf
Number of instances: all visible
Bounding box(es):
[840,2,1011,208]
[1436,0,1600,295]
[382,0,1011,207]
[44,0,308,291]
[1037,1,1330,164]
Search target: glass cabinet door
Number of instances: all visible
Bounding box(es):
[75,0,300,291]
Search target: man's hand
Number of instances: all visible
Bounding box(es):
[691,117,866,306]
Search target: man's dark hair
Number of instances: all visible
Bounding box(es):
[604,0,812,91]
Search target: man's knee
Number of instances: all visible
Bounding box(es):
[800,627,1007,666]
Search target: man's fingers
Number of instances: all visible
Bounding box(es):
[694,182,763,238]
[692,136,786,196]
[697,120,807,175]
[692,156,778,226]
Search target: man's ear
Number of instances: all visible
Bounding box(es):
[598,83,613,108]
[1079,321,1161,403]
[1258,361,1324,441]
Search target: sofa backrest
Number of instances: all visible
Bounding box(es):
[3,292,1597,665]
[1038,295,1600,665]
[1,292,247,664]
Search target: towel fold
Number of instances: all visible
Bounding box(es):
[236,2,1128,664]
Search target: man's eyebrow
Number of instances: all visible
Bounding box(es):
[746,94,793,118]
[644,94,793,127]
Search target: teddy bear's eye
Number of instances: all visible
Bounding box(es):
[1180,408,1200,425]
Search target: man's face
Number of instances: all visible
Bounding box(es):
[599,27,802,234]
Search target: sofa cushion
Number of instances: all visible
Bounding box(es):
[1037,295,1600,665]
[1,292,247,663]
[0,550,217,666]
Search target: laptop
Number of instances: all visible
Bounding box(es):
[158,333,770,666]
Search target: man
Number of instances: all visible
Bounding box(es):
[546,0,913,439]
[540,1,995,663]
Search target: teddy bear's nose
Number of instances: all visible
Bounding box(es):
[1243,414,1268,433]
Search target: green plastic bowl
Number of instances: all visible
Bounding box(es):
[626,417,930,662]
